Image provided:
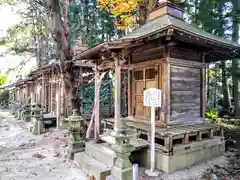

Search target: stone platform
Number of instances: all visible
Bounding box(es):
[74,137,149,180]
[103,119,225,173]
[135,136,225,172]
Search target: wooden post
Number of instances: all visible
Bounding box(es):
[220,127,224,137]
[183,133,189,144]
[114,54,121,131]
[150,106,156,172]
[209,129,214,139]
[144,88,161,176]
[79,67,84,115]
[60,79,64,116]
[197,131,202,141]
[164,60,171,125]
[164,136,173,153]
[56,91,60,128]
[128,69,132,117]
[42,74,45,110]
[201,53,206,118]
[94,65,100,139]
[50,81,53,112]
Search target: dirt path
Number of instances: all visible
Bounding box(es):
[0,111,88,180]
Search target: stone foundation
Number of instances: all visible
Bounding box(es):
[134,137,225,173]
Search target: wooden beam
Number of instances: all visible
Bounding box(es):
[169,58,206,68]
[121,58,166,70]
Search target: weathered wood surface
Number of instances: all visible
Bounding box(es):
[170,65,202,124]
[131,44,165,63]
[170,46,201,62]
[132,50,165,63]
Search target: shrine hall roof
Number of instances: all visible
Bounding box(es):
[121,14,239,48]
[75,14,240,61]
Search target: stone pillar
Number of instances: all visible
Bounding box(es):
[68,109,85,159]
[31,104,45,134]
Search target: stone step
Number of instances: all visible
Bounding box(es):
[74,152,111,180]
[85,141,117,167]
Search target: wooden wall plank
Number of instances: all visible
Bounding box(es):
[170,46,201,62]
[170,65,202,124]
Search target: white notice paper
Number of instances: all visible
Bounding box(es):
[143,88,162,107]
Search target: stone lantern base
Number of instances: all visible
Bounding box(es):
[106,128,136,180]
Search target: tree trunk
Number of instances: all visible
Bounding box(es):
[221,61,231,110]
[217,2,231,111]
[206,65,211,109]
[48,0,78,116]
[232,0,240,117]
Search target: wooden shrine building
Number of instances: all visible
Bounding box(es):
[74,1,240,174]
[8,59,95,119]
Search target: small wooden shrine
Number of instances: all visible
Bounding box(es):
[74,1,240,174]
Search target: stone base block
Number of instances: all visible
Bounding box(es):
[60,120,69,129]
[68,140,85,159]
[136,137,225,173]
[31,119,45,135]
[74,152,111,180]
[106,165,132,180]
[85,141,116,167]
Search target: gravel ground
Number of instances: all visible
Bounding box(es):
[0,110,239,180]
[0,111,88,180]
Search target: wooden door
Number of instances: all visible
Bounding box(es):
[133,67,158,119]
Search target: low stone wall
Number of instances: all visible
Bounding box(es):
[135,137,225,173]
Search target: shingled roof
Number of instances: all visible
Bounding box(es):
[121,14,239,48]
[75,7,240,60]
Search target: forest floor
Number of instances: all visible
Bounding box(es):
[0,110,88,180]
[0,109,239,180]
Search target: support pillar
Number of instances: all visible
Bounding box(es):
[94,66,100,140]
[41,74,45,111]
[107,52,136,180]
[114,57,121,131]
[79,67,84,116]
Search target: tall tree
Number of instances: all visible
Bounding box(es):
[1,0,116,113]
[231,0,240,116]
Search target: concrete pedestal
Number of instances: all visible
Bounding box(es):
[135,137,225,173]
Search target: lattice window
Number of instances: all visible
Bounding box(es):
[134,70,143,80]
[145,68,155,80]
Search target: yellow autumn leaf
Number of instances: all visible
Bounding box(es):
[96,0,142,29]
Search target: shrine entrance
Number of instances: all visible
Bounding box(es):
[132,66,162,120]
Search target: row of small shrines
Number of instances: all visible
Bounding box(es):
[7,60,106,120]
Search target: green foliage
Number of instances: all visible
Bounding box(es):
[205,110,219,120]
[68,0,115,48]
[0,90,9,106]
[0,74,7,86]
